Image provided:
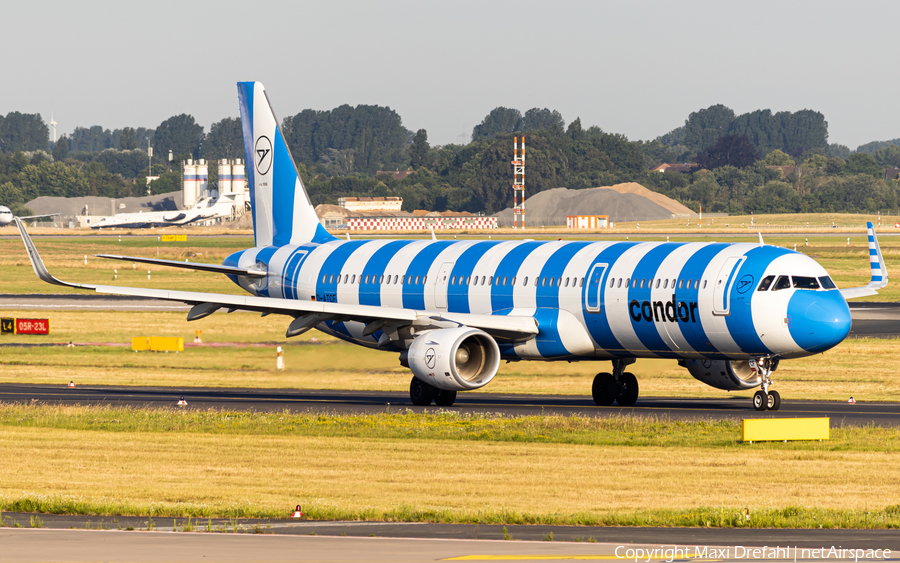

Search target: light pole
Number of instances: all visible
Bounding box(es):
[146,137,153,196]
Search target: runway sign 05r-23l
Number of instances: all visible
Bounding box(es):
[1,318,50,335]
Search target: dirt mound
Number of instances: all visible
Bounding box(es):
[496,183,696,227]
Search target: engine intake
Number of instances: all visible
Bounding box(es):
[682,359,762,391]
[402,327,501,391]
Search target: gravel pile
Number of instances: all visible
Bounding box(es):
[496,183,696,227]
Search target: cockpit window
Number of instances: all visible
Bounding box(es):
[818,276,837,290]
[793,276,820,289]
[757,275,775,291]
[772,276,791,291]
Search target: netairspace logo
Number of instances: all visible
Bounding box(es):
[615,546,892,562]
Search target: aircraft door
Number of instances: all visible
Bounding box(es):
[712,256,745,315]
[281,250,308,299]
[584,263,607,313]
[434,261,454,309]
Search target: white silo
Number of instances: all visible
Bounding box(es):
[219,159,233,195]
[182,159,197,209]
[196,159,209,200]
[232,159,247,210]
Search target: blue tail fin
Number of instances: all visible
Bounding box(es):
[237,82,336,247]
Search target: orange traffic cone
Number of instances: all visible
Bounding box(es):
[177,396,187,406]
[68,381,76,388]
[848,397,856,404]
[291,505,303,518]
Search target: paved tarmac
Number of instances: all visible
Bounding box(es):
[0,383,896,426]
[1,295,899,337]
[0,526,897,563]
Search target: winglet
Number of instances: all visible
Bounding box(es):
[839,222,888,299]
[15,217,96,290]
[866,221,887,290]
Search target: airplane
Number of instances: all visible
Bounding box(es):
[0,207,60,227]
[89,193,242,229]
[14,81,887,411]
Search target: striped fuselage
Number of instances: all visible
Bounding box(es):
[225,239,851,362]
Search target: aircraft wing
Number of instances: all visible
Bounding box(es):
[95,254,267,278]
[839,222,888,300]
[15,218,538,341]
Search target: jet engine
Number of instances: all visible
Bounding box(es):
[401,327,501,391]
[681,359,762,391]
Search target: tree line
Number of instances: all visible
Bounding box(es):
[2,99,900,218]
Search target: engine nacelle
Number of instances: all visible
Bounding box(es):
[682,359,762,391]
[402,327,501,391]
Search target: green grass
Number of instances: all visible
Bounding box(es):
[1,406,900,528]
[1,403,897,450]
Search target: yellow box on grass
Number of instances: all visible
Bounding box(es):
[131,337,184,352]
[742,417,829,442]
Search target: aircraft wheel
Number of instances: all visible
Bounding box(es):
[434,389,457,407]
[409,377,436,406]
[753,390,768,411]
[767,390,781,411]
[592,373,616,406]
[615,372,639,406]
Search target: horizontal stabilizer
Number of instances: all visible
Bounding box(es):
[95,254,267,277]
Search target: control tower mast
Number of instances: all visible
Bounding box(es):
[512,136,525,229]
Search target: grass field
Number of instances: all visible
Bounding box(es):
[1,309,899,402]
[1,405,899,528]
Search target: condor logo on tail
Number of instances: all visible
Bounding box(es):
[629,295,699,323]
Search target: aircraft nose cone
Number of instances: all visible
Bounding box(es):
[787,289,851,353]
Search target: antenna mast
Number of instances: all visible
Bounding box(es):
[512,136,525,229]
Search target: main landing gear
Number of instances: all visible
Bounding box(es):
[592,358,639,406]
[409,376,457,407]
[751,358,781,411]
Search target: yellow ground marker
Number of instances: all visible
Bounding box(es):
[741,417,829,442]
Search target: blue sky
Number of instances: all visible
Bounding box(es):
[3,0,898,149]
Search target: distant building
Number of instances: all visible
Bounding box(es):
[338,196,403,212]
[566,215,609,229]
[652,163,698,174]
[316,202,496,231]
[376,170,414,181]
[886,168,900,181]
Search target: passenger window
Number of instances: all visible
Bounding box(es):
[364,275,370,284]
[482,276,487,285]
[757,275,775,291]
[793,276,819,289]
[609,278,615,289]
[394,275,398,284]
[663,279,668,289]
[489,276,494,286]
[344,274,349,284]
[511,276,516,286]
[678,279,683,289]
[542,277,547,287]
[401,275,405,285]
[773,276,791,291]
[379,275,384,284]
[818,276,836,289]
[423,276,427,284]
[625,277,630,287]
[550,277,555,286]
[615,278,621,288]
[322,274,327,283]
[337,275,341,285]
[702,280,707,289]
[329,274,334,284]
[415,275,420,285]
[522,276,528,286]
[640,279,645,288]
[503,276,508,285]
[351,275,356,284]
[579,277,584,287]
[655,279,661,289]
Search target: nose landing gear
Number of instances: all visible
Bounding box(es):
[751,358,781,411]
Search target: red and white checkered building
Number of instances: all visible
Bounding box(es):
[348,216,497,231]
